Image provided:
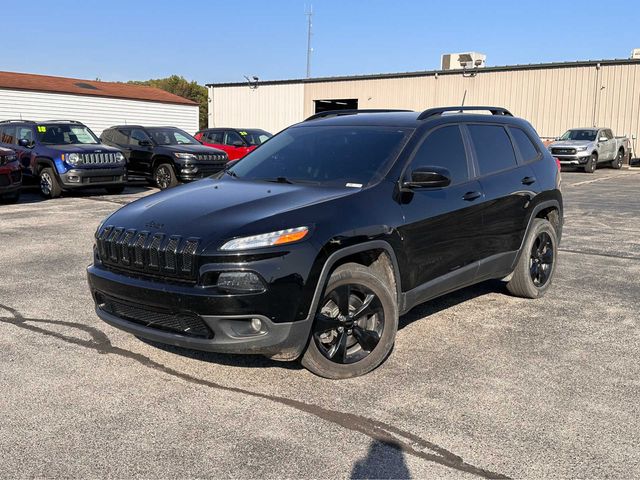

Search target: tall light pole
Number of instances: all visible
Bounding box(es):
[305,5,313,78]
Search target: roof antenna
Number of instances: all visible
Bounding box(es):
[459,90,467,112]
[19,113,22,120]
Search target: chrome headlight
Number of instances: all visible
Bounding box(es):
[175,153,197,161]
[220,226,310,251]
[66,153,81,165]
[115,152,126,163]
[575,145,589,151]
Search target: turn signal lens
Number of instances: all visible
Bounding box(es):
[220,226,309,251]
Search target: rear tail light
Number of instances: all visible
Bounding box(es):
[554,157,561,171]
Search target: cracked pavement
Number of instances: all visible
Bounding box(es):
[1,171,639,479]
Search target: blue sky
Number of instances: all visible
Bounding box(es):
[4,0,637,85]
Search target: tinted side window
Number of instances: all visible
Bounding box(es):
[130,128,151,146]
[1,125,17,144]
[468,125,517,175]
[101,130,112,142]
[112,129,129,145]
[224,131,244,145]
[207,131,224,143]
[409,125,469,184]
[510,127,540,163]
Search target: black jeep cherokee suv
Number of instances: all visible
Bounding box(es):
[88,106,563,379]
[100,125,228,189]
[0,120,127,198]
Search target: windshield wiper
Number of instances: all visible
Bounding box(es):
[224,169,238,178]
[263,176,294,184]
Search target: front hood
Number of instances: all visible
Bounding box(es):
[158,144,225,155]
[548,140,594,149]
[103,176,357,249]
[53,144,122,153]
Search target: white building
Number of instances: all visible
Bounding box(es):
[0,71,199,135]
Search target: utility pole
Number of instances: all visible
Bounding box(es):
[305,5,313,78]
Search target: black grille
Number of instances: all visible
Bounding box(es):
[196,153,227,163]
[96,293,212,339]
[551,147,576,155]
[81,152,120,164]
[10,170,21,183]
[97,225,200,281]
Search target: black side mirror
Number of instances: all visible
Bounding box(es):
[232,140,244,147]
[18,138,33,148]
[139,139,152,147]
[403,166,452,189]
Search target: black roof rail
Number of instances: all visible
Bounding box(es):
[417,106,513,121]
[0,119,36,124]
[304,109,413,122]
[44,119,83,124]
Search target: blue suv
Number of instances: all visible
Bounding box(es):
[0,120,127,198]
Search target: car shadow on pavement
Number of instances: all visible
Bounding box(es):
[398,279,507,331]
[351,440,412,479]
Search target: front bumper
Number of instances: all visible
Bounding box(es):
[177,164,226,182]
[60,166,127,188]
[556,154,590,166]
[87,264,313,360]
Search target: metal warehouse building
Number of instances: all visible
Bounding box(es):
[0,71,199,136]
[207,58,640,154]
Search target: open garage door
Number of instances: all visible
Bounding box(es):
[314,99,358,113]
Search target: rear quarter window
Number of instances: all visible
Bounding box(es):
[509,127,540,163]
[468,124,517,175]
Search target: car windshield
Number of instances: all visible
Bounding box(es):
[146,128,199,145]
[560,129,597,141]
[36,124,100,145]
[239,129,272,146]
[228,125,412,187]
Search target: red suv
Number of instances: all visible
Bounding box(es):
[0,146,21,203]
[195,128,271,160]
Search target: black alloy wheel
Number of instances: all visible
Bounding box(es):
[154,164,176,190]
[530,232,554,287]
[313,284,384,364]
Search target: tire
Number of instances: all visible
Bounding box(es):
[105,185,125,195]
[506,218,558,299]
[301,263,398,379]
[584,153,597,173]
[153,163,178,190]
[39,167,62,199]
[610,149,623,169]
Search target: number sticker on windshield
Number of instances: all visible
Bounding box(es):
[239,131,248,136]
[37,126,47,132]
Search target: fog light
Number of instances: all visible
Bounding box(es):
[217,271,265,293]
[67,175,80,183]
[250,318,262,332]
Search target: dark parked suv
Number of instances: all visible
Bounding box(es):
[100,126,228,189]
[88,106,563,379]
[0,120,127,198]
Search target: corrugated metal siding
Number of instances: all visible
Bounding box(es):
[208,83,304,134]
[0,89,199,135]
[211,63,640,153]
[303,64,640,146]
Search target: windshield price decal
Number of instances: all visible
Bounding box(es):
[37,126,47,132]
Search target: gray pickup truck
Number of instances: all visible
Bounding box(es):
[548,128,631,173]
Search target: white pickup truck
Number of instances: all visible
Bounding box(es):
[547,128,631,173]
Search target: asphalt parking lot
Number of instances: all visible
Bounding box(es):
[1,169,639,479]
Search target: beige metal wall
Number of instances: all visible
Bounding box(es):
[208,83,304,134]
[210,63,640,153]
[304,63,640,148]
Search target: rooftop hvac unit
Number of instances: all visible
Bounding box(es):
[441,52,487,70]
[631,48,640,59]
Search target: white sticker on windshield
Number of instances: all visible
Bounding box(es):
[346,183,363,188]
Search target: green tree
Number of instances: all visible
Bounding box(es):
[129,75,207,130]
